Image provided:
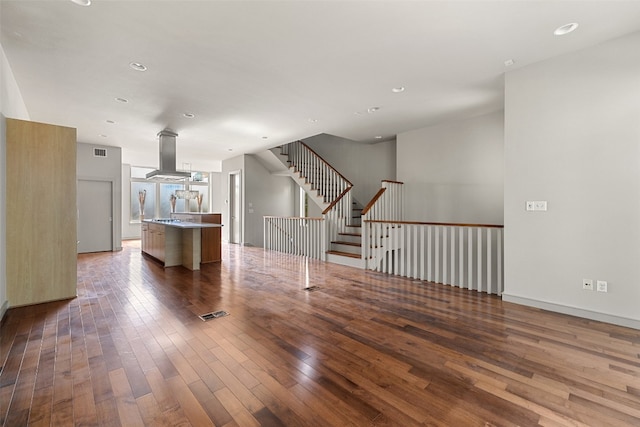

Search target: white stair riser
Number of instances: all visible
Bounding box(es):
[326,253,365,269]
[337,234,361,244]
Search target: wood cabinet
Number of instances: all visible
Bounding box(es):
[141,222,181,266]
[171,213,222,263]
[6,118,77,307]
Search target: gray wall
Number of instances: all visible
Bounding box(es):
[503,32,640,328]
[1,42,30,318]
[221,154,295,247]
[210,172,222,213]
[0,115,6,318]
[244,154,295,247]
[397,111,504,224]
[221,155,245,244]
[303,134,396,206]
[77,142,123,251]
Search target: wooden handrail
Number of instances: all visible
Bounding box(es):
[364,219,504,228]
[294,141,354,187]
[322,186,353,215]
[360,188,386,216]
[382,179,404,185]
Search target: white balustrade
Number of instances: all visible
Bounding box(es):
[363,221,504,295]
[263,216,326,260]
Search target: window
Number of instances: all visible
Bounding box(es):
[129,167,210,222]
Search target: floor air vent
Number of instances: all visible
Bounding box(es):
[199,310,229,321]
[303,286,320,292]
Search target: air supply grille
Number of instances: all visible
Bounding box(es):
[94,148,107,157]
[199,310,229,321]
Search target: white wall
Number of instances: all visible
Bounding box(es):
[210,172,222,213]
[77,143,123,250]
[397,111,504,224]
[244,154,295,247]
[1,42,30,319]
[303,134,396,206]
[503,32,640,329]
[221,155,245,243]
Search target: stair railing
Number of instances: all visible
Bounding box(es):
[361,180,404,222]
[263,216,326,259]
[361,180,404,268]
[322,186,353,254]
[265,141,353,260]
[280,141,353,203]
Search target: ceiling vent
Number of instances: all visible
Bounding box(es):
[146,129,191,181]
[93,148,107,157]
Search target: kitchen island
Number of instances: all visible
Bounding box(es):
[141,218,222,270]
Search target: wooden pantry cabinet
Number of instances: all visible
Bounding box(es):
[6,118,77,306]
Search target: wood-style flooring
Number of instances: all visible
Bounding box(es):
[1,240,639,426]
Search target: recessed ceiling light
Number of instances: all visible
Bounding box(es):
[99,134,107,138]
[308,118,318,123]
[262,136,268,139]
[129,62,147,72]
[504,59,515,67]
[554,22,579,36]
[70,0,91,6]
[374,136,383,139]
[228,148,233,151]
[106,119,115,124]
[354,111,364,116]
[391,87,405,93]
[183,113,195,118]
[115,97,128,103]
[367,107,380,113]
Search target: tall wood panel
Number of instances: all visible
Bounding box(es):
[6,118,77,306]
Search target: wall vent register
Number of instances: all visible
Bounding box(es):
[93,148,107,157]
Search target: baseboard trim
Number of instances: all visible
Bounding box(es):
[502,293,640,330]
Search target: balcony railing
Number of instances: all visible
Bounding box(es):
[263,216,325,259]
[363,220,504,295]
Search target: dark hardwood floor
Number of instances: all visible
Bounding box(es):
[1,240,639,426]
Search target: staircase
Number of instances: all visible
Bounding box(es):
[266,141,403,269]
[326,201,364,268]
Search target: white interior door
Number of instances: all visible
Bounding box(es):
[229,171,241,244]
[78,179,113,253]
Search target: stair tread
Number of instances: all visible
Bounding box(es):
[346,224,361,228]
[339,232,361,237]
[331,241,362,247]
[327,250,361,259]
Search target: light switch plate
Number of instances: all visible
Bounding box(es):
[596,280,608,292]
[534,201,547,211]
[526,201,535,211]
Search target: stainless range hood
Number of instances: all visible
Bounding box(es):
[146,129,191,180]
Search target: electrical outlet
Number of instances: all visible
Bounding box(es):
[596,280,608,293]
[582,279,593,291]
[526,201,535,211]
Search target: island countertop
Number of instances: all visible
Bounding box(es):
[142,219,223,229]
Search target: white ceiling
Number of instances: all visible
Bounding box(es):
[2,1,640,172]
